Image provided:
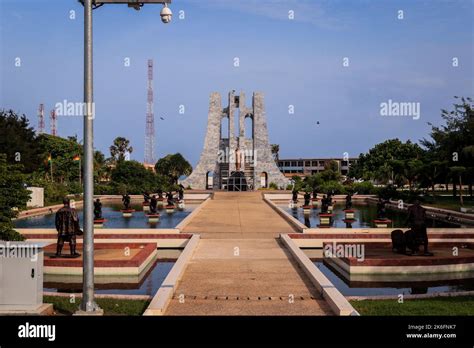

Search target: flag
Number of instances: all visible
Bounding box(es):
[73,155,80,161]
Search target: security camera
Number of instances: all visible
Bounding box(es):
[160,4,172,23]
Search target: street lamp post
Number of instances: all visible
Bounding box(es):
[79,0,172,314]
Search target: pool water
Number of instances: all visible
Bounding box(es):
[14,203,197,229]
[313,261,474,297]
[43,250,180,296]
[282,203,462,228]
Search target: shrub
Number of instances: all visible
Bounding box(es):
[352,181,376,195]
[269,182,278,190]
[318,181,346,194]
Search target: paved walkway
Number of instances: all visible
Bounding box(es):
[165,192,331,315]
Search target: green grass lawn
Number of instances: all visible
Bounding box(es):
[44,295,150,316]
[422,195,474,211]
[351,296,474,316]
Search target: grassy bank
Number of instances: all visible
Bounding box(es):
[44,295,150,316]
[350,296,474,316]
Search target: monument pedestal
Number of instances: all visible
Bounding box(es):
[319,213,334,227]
[146,213,160,223]
[94,218,106,228]
[373,219,392,228]
[157,198,164,208]
[344,209,355,220]
[302,205,311,215]
[142,202,150,212]
[165,205,175,214]
[121,209,135,218]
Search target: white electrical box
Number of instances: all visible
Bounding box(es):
[0,242,49,311]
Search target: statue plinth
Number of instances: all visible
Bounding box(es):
[343,209,356,220]
[94,218,107,228]
[146,213,160,223]
[319,213,334,226]
[121,209,135,218]
[373,219,392,228]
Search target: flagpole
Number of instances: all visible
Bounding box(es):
[79,158,82,186]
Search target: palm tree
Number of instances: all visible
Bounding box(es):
[110,137,133,163]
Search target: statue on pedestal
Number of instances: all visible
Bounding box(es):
[54,197,82,258]
[122,194,131,210]
[345,193,353,210]
[321,195,329,213]
[143,192,150,203]
[376,197,387,219]
[166,191,174,206]
[150,195,158,214]
[93,198,102,219]
[405,200,433,256]
[157,189,164,199]
[292,188,298,203]
[303,192,311,206]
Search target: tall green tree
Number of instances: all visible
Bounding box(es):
[0,109,43,173]
[422,96,473,197]
[0,154,30,241]
[111,160,165,194]
[349,139,424,187]
[37,134,83,183]
[110,137,133,163]
[155,153,192,185]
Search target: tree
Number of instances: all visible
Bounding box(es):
[0,154,30,241]
[271,144,280,161]
[111,160,165,194]
[0,109,43,173]
[348,139,424,186]
[37,134,83,183]
[110,137,133,163]
[155,153,192,185]
[422,96,474,197]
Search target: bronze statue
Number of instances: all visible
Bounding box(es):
[321,195,329,213]
[292,188,298,203]
[345,193,353,210]
[54,197,81,258]
[304,192,311,206]
[93,198,102,219]
[150,195,158,214]
[157,189,163,199]
[122,194,131,210]
[143,192,150,203]
[178,184,184,201]
[405,200,433,256]
[376,197,387,219]
[166,191,174,206]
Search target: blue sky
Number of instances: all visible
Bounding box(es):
[1,0,473,165]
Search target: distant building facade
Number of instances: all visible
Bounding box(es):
[277,158,358,178]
